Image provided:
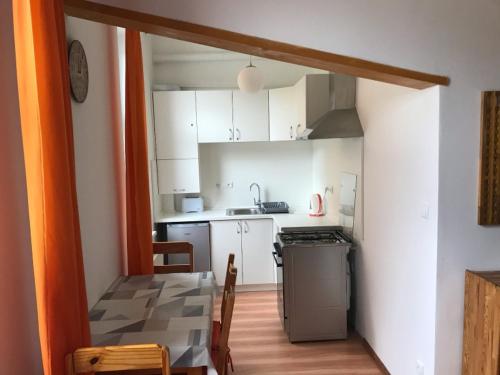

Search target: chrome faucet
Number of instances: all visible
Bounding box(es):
[250,182,262,210]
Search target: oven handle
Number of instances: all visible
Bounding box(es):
[272,251,283,267]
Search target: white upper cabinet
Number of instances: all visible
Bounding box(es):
[153,91,198,159]
[294,74,330,138]
[196,91,233,143]
[157,159,200,194]
[269,74,330,141]
[269,86,299,141]
[232,90,269,142]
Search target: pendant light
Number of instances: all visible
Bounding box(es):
[237,56,263,93]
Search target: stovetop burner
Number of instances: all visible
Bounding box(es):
[279,230,349,245]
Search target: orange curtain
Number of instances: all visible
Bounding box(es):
[125,30,154,275]
[12,0,90,374]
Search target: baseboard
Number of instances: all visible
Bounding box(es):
[361,337,391,375]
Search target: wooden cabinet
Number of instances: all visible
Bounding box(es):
[210,220,243,285]
[462,271,500,375]
[210,219,274,287]
[241,219,274,284]
[157,159,200,194]
[233,90,269,142]
[153,91,198,159]
[269,86,298,141]
[196,91,233,143]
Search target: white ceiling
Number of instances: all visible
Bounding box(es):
[151,35,253,63]
[151,35,223,54]
[149,34,327,89]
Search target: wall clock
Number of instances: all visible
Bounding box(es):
[68,40,89,103]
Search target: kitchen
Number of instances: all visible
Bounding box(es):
[9,1,495,374]
[140,34,364,342]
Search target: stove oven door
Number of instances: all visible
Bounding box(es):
[273,243,285,330]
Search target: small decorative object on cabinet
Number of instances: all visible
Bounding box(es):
[478,91,500,225]
[68,40,89,103]
[462,270,500,375]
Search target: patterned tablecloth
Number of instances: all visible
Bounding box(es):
[89,272,217,369]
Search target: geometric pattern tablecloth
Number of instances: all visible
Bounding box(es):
[89,272,217,369]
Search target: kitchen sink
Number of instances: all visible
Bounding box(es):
[226,207,264,216]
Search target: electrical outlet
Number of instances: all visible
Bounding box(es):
[416,360,424,375]
[216,182,234,190]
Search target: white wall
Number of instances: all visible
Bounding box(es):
[141,33,161,223]
[312,138,363,238]
[357,79,440,375]
[0,1,42,372]
[198,142,313,211]
[66,17,124,308]
[92,0,500,372]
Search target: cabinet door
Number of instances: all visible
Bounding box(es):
[269,86,298,141]
[157,159,200,194]
[196,91,234,143]
[153,91,198,159]
[210,221,243,286]
[294,74,330,138]
[233,90,269,142]
[241,219,274,284]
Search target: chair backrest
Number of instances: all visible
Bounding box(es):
[153,241,194,273]
[221,253,235,322]
[65,344,170,375]
[215,286,236,375]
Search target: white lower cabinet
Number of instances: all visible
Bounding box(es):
[241,219,274,284]
[210,220,244,286]
[210,219,274,287]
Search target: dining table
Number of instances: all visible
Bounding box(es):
[89,271,217,375]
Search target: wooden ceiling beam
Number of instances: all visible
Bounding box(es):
[64,0,450,89]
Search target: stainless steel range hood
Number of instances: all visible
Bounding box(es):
[301,74,364,139]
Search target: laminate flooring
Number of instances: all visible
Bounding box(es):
[214,291,384,375]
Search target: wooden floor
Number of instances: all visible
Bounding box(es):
[214,291,383,375]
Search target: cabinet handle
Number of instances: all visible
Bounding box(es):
[190,123,194,127]
[289,126,293,139]
[236,221,241,234]
[236,128,241,141]
[244,221,249,233]
[229,128,234,141]
[173,188,186,193]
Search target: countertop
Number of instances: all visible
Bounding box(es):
[156,209,341,230]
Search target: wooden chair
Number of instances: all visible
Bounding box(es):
[220,253,235,325]
[153,241,194,273]
[211,265,237,375]
[211,286,236,375]
[65,344,170,375]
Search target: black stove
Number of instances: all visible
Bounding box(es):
[278,230,350,246]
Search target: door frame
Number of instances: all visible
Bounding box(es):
[64,0,449,89]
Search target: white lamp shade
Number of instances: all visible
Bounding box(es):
[237,65,263,93]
